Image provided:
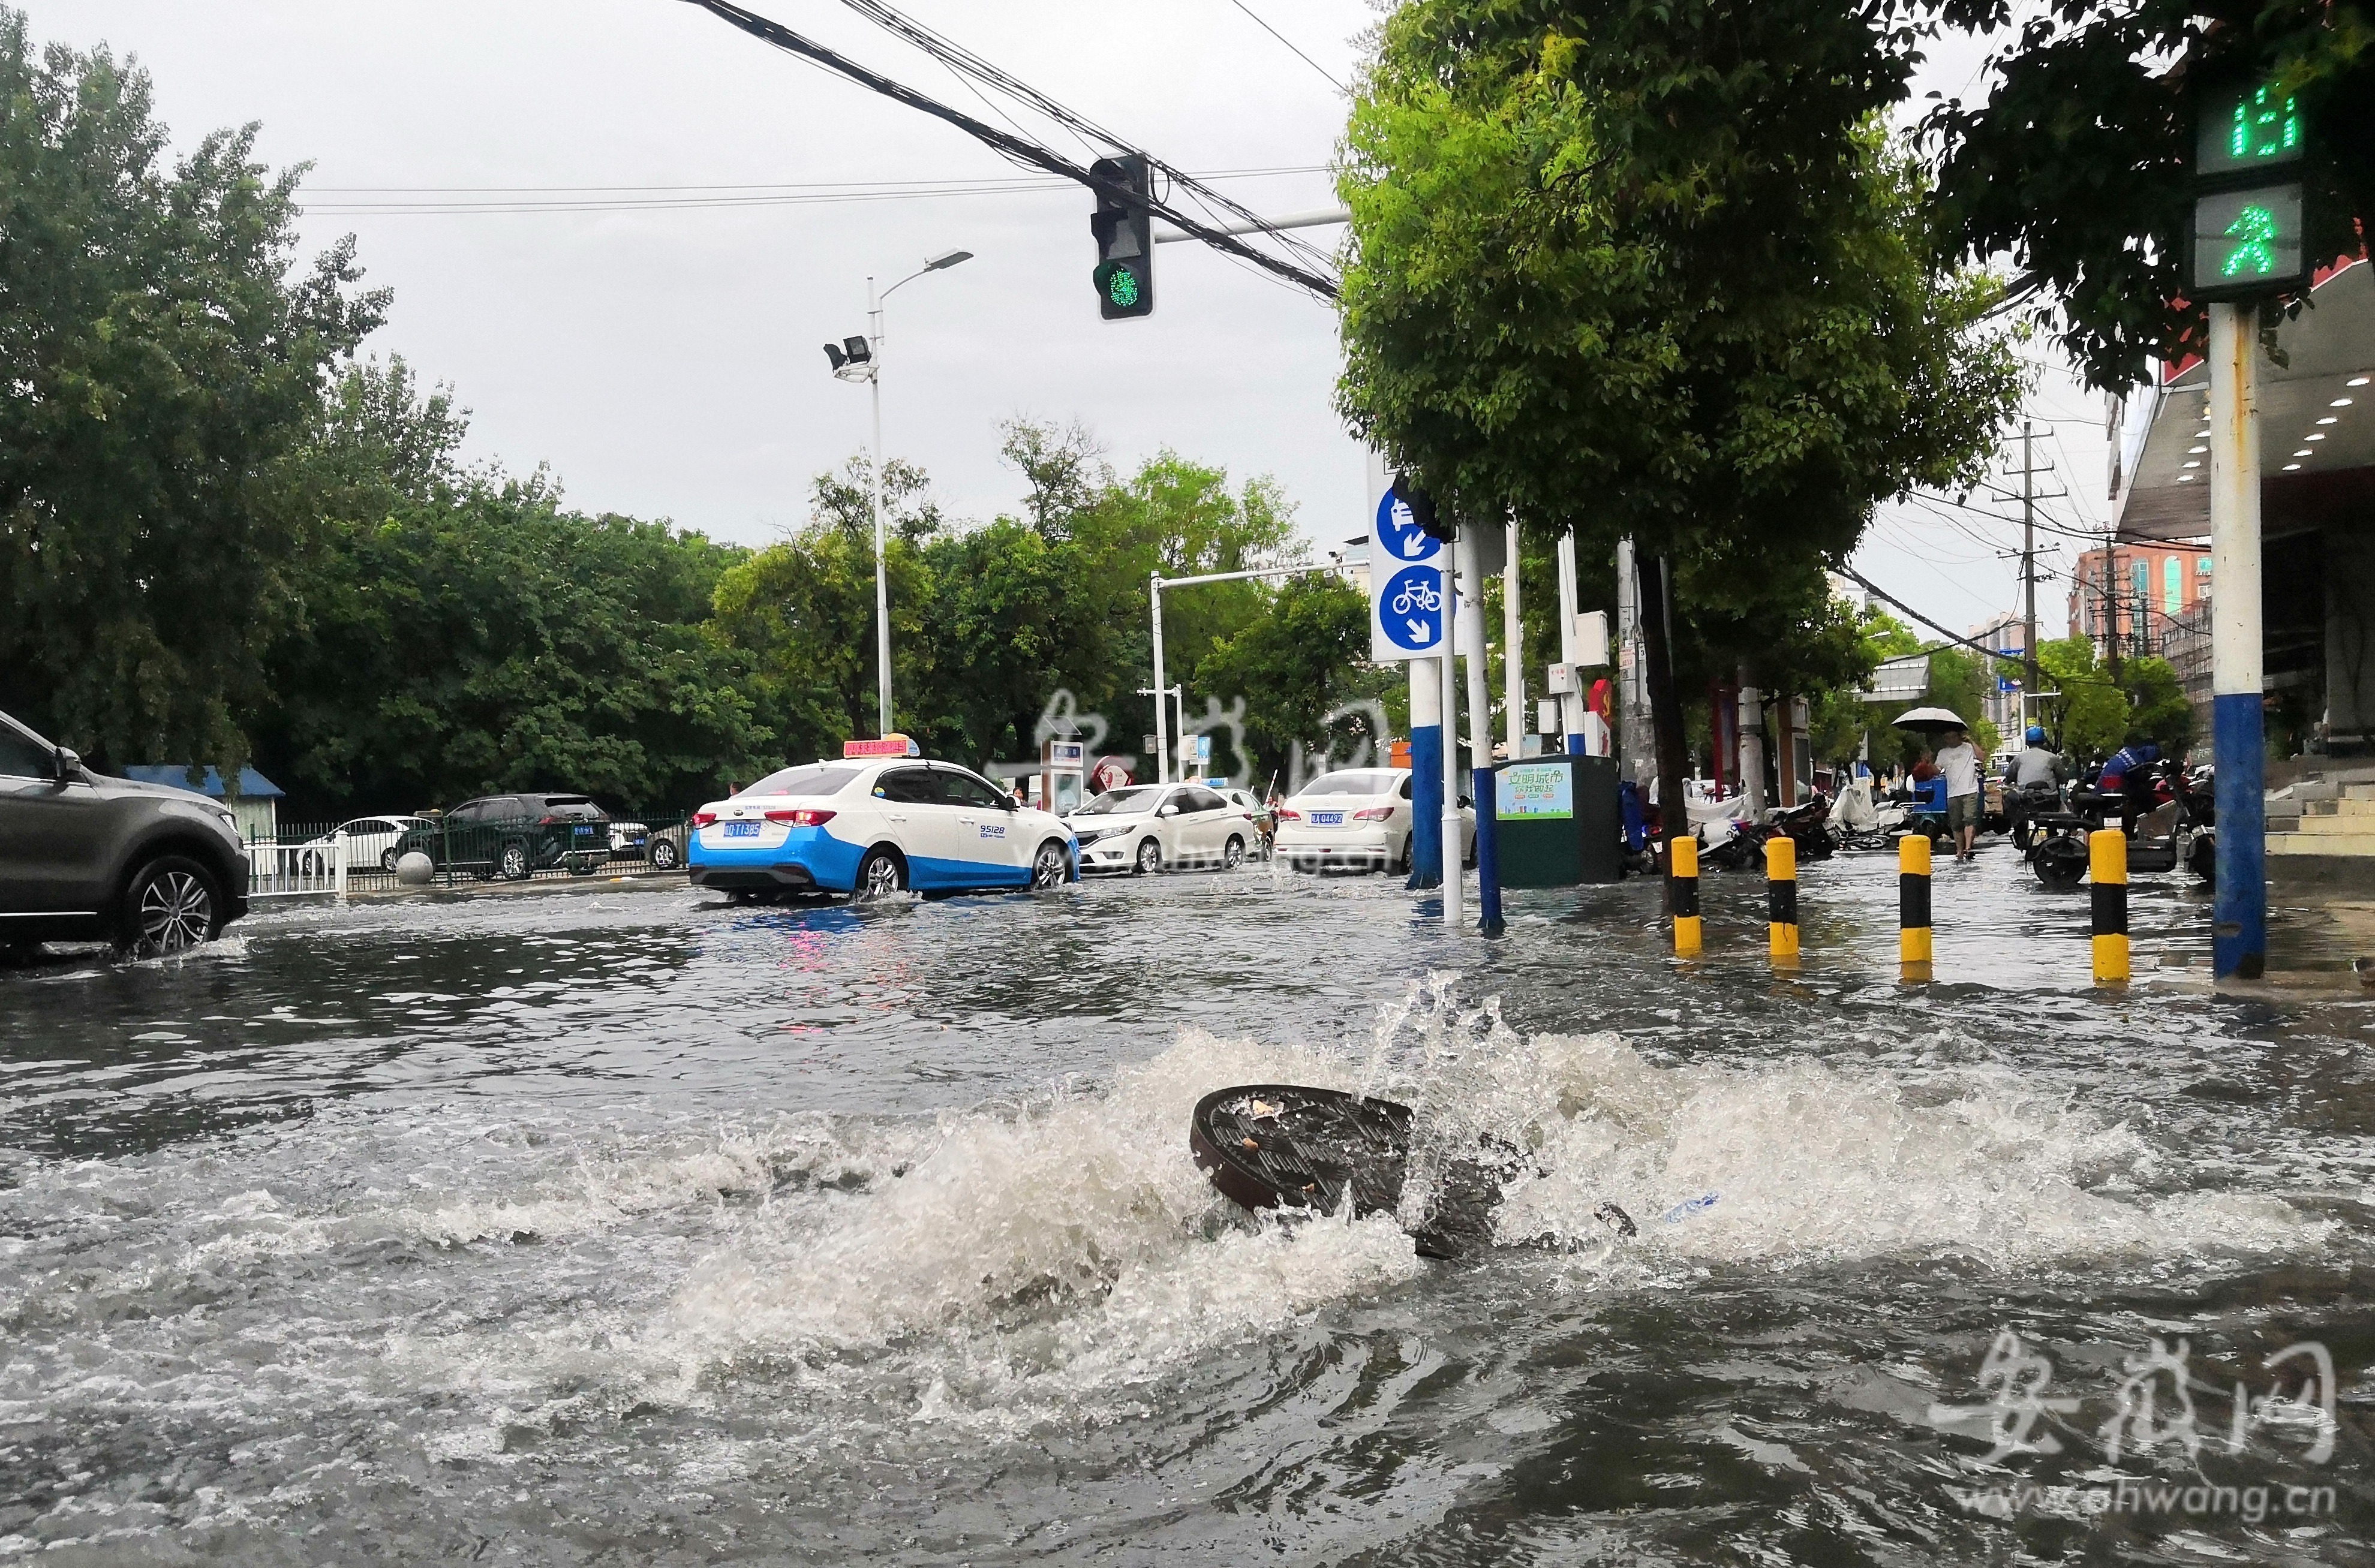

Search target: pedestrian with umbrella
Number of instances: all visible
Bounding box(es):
[1896,708,1983,862]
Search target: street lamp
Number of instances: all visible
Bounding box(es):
[822,247,973,738]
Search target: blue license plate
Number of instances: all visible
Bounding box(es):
[723,821,760,838]
[1310,811,1344,826]
[573,824,595,839]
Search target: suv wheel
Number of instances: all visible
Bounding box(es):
[119,856,221,955]
[500,841,531,881]
[649,836,682,871]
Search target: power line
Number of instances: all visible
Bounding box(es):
[302,165,1327,216]
[677,0,1339,299]
[1227,1,1346,93]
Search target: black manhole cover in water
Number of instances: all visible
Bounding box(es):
[1188,1084,1534,1259]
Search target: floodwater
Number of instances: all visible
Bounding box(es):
[2,845,2371,1564]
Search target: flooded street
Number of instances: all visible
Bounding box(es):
[4,849,2373,1564]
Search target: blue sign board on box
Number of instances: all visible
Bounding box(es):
[1496,760,1573,820]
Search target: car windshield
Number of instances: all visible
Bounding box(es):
[1075,787,1161,815]
[1296,772,1397,799]
[738,764,860,799]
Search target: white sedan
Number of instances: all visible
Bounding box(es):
[299,815,432,874]
[1274,768,1475,874]
[1065,783,1260,874]
[688,757,1077,900]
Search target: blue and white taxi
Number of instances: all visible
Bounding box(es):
[687,744,1077,899]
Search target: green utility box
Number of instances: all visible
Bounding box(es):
[1492,754,1621,886]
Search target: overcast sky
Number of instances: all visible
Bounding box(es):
[32,0,2109,640]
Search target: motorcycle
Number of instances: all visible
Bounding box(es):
[2024,761,2213,892]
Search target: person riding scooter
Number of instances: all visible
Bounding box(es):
[2096,742,2161,835]
[2003,726,2062,850]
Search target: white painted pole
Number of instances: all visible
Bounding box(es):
[1503,513,1524,753]
[1150,573,1169,785]
[1439,563,1463,931]
[1555,530,1585,748]
[2208,300,2265,977]
[868,275,891,737]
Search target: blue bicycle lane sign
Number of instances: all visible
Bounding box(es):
[1378,564,1445,655]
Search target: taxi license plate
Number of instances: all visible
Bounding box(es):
[1310,811,1344,826]
[723,821,760,838]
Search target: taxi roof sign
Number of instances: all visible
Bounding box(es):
[843,735,920,759]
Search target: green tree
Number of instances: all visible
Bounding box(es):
[261,361,768,814]
[915,518,1103,771]
[2037,636,2133,760]
[0,12,384,770]
[1336,1,2022,835]
[1927,0,2373,389]
[1193,576,1400,784]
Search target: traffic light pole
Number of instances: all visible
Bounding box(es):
[1149,561,1346,787]
[2208,300,2266,979]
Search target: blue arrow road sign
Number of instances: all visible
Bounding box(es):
[1379,564,1445,653]
[1375,489,1441,564]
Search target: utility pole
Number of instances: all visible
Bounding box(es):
[2021,419,2039,695]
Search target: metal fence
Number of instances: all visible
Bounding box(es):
[245,813,693,898]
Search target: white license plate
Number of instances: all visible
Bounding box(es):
[1310,811,1344,826]
[723,821,760,838]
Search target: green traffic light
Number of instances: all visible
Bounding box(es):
[1107,267,1140,308]
[2227,85,2301,164]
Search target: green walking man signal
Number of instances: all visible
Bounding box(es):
[1089,153,1155,320]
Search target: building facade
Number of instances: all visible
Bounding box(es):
[2066,542,2217,661]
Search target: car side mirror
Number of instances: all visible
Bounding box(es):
[52,745,79,782]
[1159,803,1179,817]
[1000,796,1018,811]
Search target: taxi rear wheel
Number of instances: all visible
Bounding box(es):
[1030,840,1069,889]
[1134,838,1163,875]
[856,847,906,898]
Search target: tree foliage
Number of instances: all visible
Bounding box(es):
[262,362,768,813]
[0,13,383,769]
[1196,576,1400,785]
[1337,0,2024,820]
[1926,0,2374,390]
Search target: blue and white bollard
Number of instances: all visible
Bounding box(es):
[2208,301,2266,979]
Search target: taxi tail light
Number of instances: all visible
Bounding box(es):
[764,808,836,826]
[692,811,718,827]
[1274,808,1301,821]
[1354,806,1394,821]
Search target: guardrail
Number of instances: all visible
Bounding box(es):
[253,814,693,894]
[244,832,348,901]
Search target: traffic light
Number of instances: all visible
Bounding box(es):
[1392,471,1454,543]
[2187,76,2310,301]
[1089,153,1153,320]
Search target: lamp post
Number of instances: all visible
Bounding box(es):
[823,248,972,736]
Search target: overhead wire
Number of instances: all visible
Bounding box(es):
[1226,0,1347,93]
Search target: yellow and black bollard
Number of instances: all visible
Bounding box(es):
[1898,833,1932,973]
[1766,835,1799,962]
[1670,833,1702,956]
[2091,829,2129,983]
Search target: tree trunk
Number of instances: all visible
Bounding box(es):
[1635,552,1691,866]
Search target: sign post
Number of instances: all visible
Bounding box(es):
[1367,459,1452,900]
[2188,75,2305,980]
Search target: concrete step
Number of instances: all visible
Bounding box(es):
[2348,783,2375,802]
[2269,829,2375,857]
[2303,798,2375,818]
[2298,811,2375,834]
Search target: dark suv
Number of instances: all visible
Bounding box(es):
[0,708,251,955]
[395,793,611,880]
